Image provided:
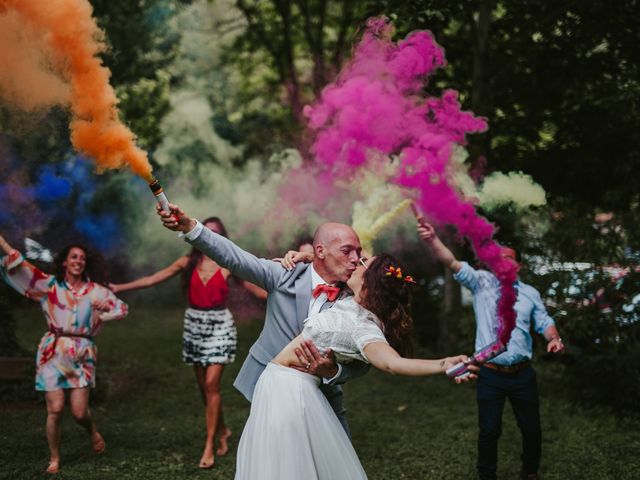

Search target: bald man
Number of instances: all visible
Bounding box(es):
[160,204,369,434]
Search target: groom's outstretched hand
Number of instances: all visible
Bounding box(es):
[291,339,338,378]
[157,203,196,233]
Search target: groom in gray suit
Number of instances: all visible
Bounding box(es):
[159,203,369,434]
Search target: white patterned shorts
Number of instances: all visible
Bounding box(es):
[182,307,237,365]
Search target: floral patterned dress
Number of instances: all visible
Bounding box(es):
[1,251,128,391]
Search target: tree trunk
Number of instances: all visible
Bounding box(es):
[330,0,353,77]
[296,0,328,96]
[236,0,302,120]
[274,0,303,120]
[471,0,492,114]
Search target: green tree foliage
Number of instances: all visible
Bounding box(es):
[222,0,374,151]
[0,2,187,355]
[116,72,171,152]
[225,0,638,242]
[222,0,639,334]
[91,0,186,151]
[91,0,184,84]
[2,0,638,411]
[363,1,640,215]
[151,0,247,179]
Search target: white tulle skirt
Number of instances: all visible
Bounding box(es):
[235,362,367,480]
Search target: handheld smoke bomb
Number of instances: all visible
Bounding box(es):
[446,340,507,379]
[410,202,425,225]
[148,179,171,213]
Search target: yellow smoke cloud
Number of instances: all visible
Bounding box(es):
[449,145,477,199]
[352,181,412,254]
[447,145,547,212]
[478,171,547,211]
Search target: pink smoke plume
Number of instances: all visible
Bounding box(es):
[304,17,518,344]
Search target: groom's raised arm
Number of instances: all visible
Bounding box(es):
[187,224,282,291]
[160,204,282,292]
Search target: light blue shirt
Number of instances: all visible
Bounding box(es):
[454,262,555,366]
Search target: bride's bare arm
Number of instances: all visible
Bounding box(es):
[363,342,477,381]
[277,250,314,271]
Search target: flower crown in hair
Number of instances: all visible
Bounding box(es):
[384,265,416,284]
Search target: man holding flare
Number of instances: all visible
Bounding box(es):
[415,210,564,480]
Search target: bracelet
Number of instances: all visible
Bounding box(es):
[550,337,563,343]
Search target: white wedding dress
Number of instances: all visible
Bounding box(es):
[235,297,388,480]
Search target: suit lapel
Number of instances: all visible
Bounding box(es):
[295,265,313,332]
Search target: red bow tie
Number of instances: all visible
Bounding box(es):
[312,283,341,302]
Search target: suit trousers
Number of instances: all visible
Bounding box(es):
[476,366,541,480]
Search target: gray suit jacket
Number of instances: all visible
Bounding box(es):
[186,225,369,433]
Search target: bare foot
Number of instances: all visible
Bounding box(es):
[216,427,232,456]
[92,432,106,454]
[46,459,60,474]
[198,448,215,469]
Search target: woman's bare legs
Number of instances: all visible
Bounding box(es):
[194,365,207,403]
[216,406,232,456]
[44,390,65,473]
[193,364,226,468]
[69,388,105,454]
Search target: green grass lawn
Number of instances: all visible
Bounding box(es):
[1,305,639,479]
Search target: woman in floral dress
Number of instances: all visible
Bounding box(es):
[0,233,128,474]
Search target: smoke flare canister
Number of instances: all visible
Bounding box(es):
[148,179,170,213]
[446,340,507,379]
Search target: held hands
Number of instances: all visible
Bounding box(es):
[157,203,195,233]
[442,355,479,384]
[291,339,338,378]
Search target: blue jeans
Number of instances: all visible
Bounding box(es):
[476,366,541,480]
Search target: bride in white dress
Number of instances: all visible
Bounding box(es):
[235,253,475,480]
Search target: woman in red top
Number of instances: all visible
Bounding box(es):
[110,217,265,469]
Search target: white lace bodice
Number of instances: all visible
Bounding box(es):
[301,296,388,363]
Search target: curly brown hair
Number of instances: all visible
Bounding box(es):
[359,253,415,357]
[54,244,109,285]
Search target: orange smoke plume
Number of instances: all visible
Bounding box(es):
[0,9,70,110]
[0,0,154,182]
